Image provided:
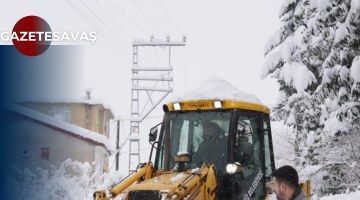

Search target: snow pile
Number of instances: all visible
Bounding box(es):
[171,76,261,104]
[2,159,124,200]
[5,102,115,152]
[319,190,360,200]
[170,173,186,183]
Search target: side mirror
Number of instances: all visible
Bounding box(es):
[149,126,158,142]
[226,162,243,174]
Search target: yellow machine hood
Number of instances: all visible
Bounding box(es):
[130,171,189,190]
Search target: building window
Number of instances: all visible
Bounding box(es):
[49,107,71,122]
[21,148,29,157]
[41,148,50,159]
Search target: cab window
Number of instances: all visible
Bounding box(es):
[234,114,265,200]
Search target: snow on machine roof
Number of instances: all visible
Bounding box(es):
[168,76,270,114]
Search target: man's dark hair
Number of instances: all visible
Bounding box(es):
[204,122,224,134]
[272,165,300,189]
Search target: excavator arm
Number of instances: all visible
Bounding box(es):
[172,163,218,200]
[93,162,153,200]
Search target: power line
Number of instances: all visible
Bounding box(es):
[131,0,167,36]
[66,0,132,61]
[101,0,174,67]
[155,0,183,35]
[79,0,162,67]
[73,0,158,66]
[94,0,161,67]
[79,0,132,50]
[107,0,150,36]
[95,0,137,41]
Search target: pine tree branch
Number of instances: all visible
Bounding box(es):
[344,132,358,161]
[309,162,360,181]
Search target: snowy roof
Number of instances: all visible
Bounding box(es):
[14,97,115,117]
[171,76,261,104]
[4,102,115,153]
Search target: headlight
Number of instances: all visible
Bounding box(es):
[226,163,242,174]
[226,164,238,174]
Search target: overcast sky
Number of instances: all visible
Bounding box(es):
[1,0,284,174]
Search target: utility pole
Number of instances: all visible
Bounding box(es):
[116,120,120,171]
[128,35,186,174]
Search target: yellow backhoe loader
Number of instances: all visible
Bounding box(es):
[94,100,311,200]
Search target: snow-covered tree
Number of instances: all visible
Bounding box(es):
[262,0,360,196]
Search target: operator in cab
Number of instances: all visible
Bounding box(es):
[192,121,227,171]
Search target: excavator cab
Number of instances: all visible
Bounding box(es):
[153,100,275,200]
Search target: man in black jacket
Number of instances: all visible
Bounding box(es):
[192,122,226,171]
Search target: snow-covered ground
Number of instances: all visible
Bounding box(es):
[317,190,360,200]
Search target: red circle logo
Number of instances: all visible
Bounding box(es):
[12,16,52,57]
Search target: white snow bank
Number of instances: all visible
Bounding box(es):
[3,159,124,200]
[171,76,261,104]
[170,173,186,183]
[4,102,115,152]
[319,190,360,200]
